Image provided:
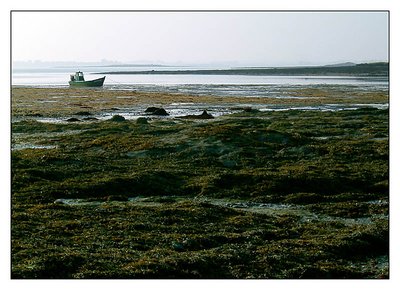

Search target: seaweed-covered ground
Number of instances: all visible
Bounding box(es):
[11,87,389,278]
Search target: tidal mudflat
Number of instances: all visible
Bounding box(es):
[11,86,388,278]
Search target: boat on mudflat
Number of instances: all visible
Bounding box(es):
[69,71,105,87]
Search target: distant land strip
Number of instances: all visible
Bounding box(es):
[96,62,388,77]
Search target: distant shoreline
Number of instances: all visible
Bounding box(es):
[94,62,388,77]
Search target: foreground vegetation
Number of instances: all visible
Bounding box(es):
[11,87,388,278]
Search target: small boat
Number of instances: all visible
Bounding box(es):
[69,71,105,87]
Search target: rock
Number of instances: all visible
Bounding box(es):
[199,110,214,119]
[66,117,80,122]
[75,111,92,116]
[145,107,169,116]
[82,117,99,121]
[136,117,149,124]
[230,107,259,113]
[153,108,169,116]
[110,115,126,122]
[243,107,259,113]
[144,107,159,113]
[26,113,43,117]
[177,110,214,120]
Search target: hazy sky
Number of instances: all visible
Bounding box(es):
[12,11,388,66]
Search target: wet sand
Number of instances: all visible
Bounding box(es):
[12,86,388,120]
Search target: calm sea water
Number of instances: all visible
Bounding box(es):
[12,65,388,98]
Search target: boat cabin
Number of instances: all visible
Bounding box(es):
[70,71,85,82]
